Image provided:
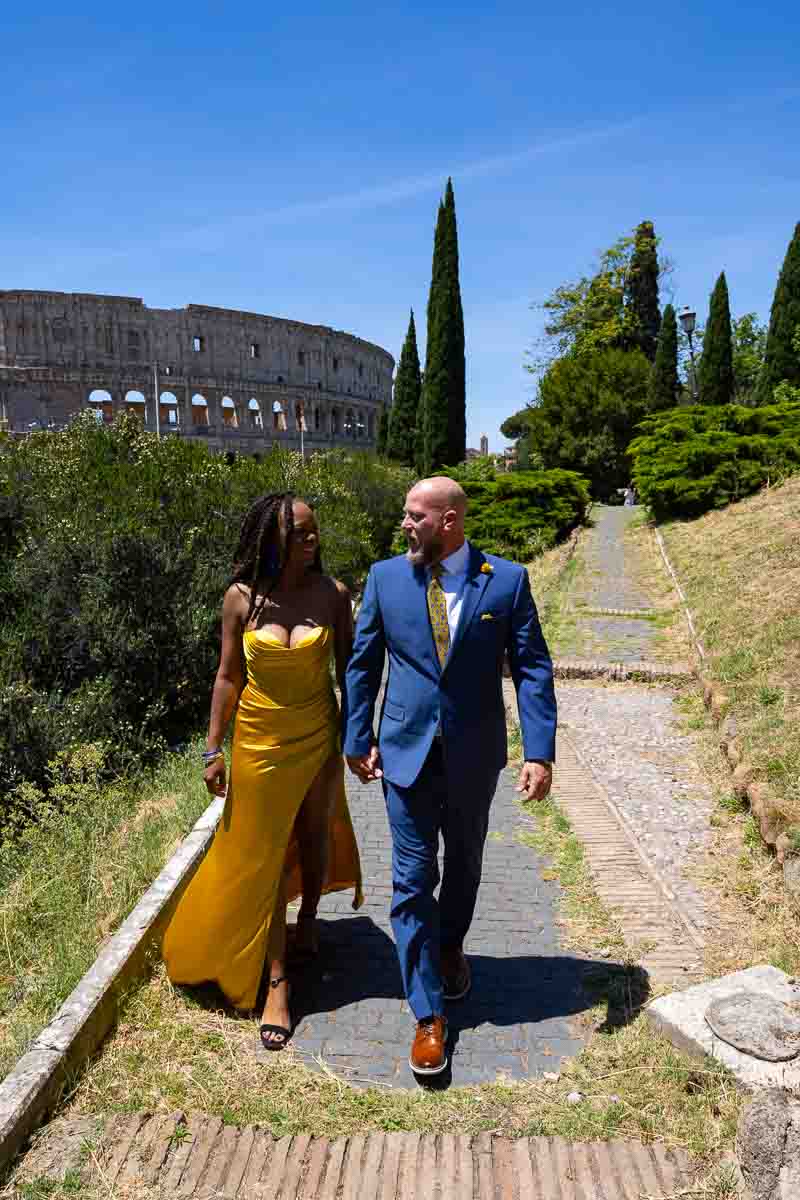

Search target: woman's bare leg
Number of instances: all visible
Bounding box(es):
[293,753,340,956]
[260,873,291,1039]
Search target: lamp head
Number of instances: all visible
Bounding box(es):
[678,307,697,335]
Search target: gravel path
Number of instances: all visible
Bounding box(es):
[556,684,711,932]
[573,507,653,613]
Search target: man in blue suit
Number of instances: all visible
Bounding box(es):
[344,476,556,1076]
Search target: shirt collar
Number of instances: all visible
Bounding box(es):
[431,539,470,576]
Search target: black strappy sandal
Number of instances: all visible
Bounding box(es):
[259,976,293,1052]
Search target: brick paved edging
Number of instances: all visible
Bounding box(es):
[0,797,224,1173]
[23,1112,699,1198]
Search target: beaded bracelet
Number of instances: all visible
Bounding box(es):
[202,747,223,765]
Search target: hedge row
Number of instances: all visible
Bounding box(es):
[0,415,412,793]
[448,468,591,560]
[629,400,800,521]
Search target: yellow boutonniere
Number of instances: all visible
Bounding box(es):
[480,562,493,574]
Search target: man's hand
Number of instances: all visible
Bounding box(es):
[346,745,384,783]
[516,760,552,802]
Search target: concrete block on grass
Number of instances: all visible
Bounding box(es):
[646,964,800,1090]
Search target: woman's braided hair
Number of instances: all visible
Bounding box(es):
[231,492,322,628]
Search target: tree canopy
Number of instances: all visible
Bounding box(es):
[420,179,466,472]
[386,309,421,467]
[758,222,800,403]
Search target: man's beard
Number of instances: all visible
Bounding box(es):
[405,533,444,567]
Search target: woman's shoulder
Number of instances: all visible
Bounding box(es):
[319,573,351,606]
[223,581,250,617]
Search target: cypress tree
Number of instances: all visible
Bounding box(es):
[625,220,661,361]
[758,222,800,403]
[414,381,426,475]
[421,179,466,471]
[698,272,734,406]
[385,309,421,466]
[376,404,390,456]
[646,303,679,412]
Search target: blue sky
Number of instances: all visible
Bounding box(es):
[3,3,799,449]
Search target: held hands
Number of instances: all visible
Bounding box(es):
[204,758,227,798]
[346,744,384,784]
[516,760,552,803]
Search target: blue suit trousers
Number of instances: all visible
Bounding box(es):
[383,740,500,1020]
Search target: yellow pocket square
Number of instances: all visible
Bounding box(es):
[480,612,495,621]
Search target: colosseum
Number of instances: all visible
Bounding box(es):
[0,290,394,454]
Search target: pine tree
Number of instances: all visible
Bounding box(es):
[758,222,800,404]
[646,303,679,412]
[698,272,734,406]
[376,405,390,456]
[385,309,421,466]
[625,220,661,361]
[421,179,466,472]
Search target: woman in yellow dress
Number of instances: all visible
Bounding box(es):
[162,492,363,1050]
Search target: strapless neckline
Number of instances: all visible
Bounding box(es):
[244,625,328,650]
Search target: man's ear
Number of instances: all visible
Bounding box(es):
[441,507,457,532]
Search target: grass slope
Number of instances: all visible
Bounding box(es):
[0,745,211,1081]
[661,476,800,827]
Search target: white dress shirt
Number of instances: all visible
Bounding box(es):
[427,539,471,643]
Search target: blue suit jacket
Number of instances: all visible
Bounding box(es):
[343,544,557,789]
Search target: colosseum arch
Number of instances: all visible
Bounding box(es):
[248,397,263,429]
[159,391,179,427]
[125,390,147,423]
[191,394,208,427]
[87,388,113,423]
[221,395,238,428]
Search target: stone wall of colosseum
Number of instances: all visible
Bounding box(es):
[0,290,394,454]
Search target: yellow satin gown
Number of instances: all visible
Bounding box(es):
[162,625,363,1011]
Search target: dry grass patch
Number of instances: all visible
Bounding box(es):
[60,961,739,1159]
[676,689,800,980]
[624,517,693,664]
[661,476,800,827]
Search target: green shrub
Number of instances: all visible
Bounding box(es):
[0,415,412,793]
[445,467,591,560]
[629,400,800,521]
[0,742,211,1075]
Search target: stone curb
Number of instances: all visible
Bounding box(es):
[0,795,224,1174]
[653,524,792,882]
[553,657,693,683]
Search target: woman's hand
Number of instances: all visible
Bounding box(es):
[204,757,227,797]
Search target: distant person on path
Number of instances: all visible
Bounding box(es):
[344,477,556,1076]
[163,493,362,1052]
[623,484,637,506]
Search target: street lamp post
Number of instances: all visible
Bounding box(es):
[678,307,699,402]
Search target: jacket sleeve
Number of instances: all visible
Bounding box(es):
[343,566,386,757]
[507,567,557,763]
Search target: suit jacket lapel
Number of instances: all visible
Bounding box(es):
[444,544,491,668]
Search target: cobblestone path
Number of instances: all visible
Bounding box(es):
[548,505,710,952]
[286,770,587,1087]
[562,506,682,666]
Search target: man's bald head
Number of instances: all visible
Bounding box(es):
[401,476,468,567]
[410,476,468,519]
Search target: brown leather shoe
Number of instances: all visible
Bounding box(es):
[409,1016,448,1075]
[442,948,471,1001]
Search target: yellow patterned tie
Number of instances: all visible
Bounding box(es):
[427,563,450,668]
